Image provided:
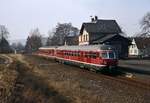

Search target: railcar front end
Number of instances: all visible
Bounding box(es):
[100,50,118,70]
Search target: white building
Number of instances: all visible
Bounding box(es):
[129,38,150,57]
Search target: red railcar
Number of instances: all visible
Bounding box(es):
[37,46,57,58]
[38,45,118,71]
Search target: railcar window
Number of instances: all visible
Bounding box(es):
[85,53,89,58]
[109,52,116,59]
[101,52,108,58]
[78,53,80,56]
[90,53,97,59]
[73,53,75,56]
[76,52,79,56]
[74,53,77,56]
[93,53,97,58]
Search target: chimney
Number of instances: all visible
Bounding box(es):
[91,18,94,22]
[95,16,98,21]
[90,16,95,22]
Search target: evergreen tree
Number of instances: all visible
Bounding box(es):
[25,28,42,53]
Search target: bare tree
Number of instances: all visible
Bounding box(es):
[48,23,79,46]
[0,25,9,39]
[0,25,12,53]
[25,28,42,53]
[140,12,150,37]
[46,30,53,46]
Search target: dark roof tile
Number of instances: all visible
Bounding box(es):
[80,19,122,34]
[92,34,129,44]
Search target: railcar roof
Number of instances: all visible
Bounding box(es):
[39,46,57,50]
[57,45,113,51]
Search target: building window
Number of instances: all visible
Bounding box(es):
[79,36,81,42]
[130,50,132,54]
[132,44,136,48]
[82,35,84,42]
[131,45,133,48]
[86,34,88,41]
[134,49,137,54]
[80,36,82,42]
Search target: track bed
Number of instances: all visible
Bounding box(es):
[1,54,150,103]
[21,55,150,103]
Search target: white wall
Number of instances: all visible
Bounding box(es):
[129,39,139,56]
[79,29,89,45]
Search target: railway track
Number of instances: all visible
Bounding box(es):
[8,55,148,103]
[31,55,150,91]
[56,61,150,91]
[99,73,150,90]
[8,54,149,92]
[78,67,150,90]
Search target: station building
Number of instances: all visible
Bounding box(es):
[78,16,131,58]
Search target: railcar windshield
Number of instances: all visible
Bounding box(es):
[101,52,108,58]
[108,52,116,59]
[101,51,116,59]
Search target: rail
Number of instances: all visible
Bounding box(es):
[71,66,150,90]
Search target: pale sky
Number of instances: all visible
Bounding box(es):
[0,0,150,40]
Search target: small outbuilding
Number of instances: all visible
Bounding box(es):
[129,37,150,57]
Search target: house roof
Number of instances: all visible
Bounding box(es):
[80,19,122,35]
[92,34,130,44]
[134,37,150,49]
[57,44,114,51]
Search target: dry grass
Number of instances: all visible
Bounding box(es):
[9,60,72,103]
[0,61,18,103]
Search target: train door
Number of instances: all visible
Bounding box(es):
[79,51,84,62]
[86,51,91,63]
[99,51,104,64]
[96,52,100,64]
[83,51,87,62]
[90,52,98,64]
[74,51,78,61]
